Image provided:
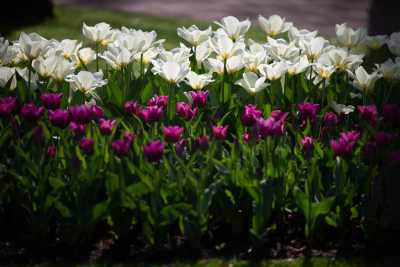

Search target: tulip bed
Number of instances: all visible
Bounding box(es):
[1,15,400,261]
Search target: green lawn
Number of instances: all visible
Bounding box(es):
[4,5,265,48]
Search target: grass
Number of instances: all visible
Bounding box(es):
[3,257,400,267]
[3,5,265,48]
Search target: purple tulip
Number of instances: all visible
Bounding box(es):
[79,137,94,154]
[301,136,314,154]
[191,91,208,107]
[257,111,288,137]
[176,102,198,121]
[144,140,165,162]
[330,131,360,157]
[243,132,251,143]
[388,151,400,166]
[298,102,319,127]
[382,104,400,126]
[47,145,57,158]
[124,100,142,116]
[20,103,44,122]
[112,139,131,157]
[148,95,169,108]
[212,125,228,140]
[163,125,184,143]
[0,96,18,117]
[48,109,70,129]
[40,93,63,110]
[99,118,116,135]
[69,104,93,124]
[69,122,86,136]
[139,105,163,123]
[123,131,135,144]
[194,135,209,151]
[91,104,104,120]
[242,104,262,126]
[358,105,377,127]
[175,139,187,157]
[323,112,339,127]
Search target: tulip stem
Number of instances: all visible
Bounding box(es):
[167,83,176,122]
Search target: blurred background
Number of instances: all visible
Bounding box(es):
[1,0,400,42]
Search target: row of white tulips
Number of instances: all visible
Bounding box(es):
[1,14,400,100]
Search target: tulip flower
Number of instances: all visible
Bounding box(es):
[163,126,184,143]
[47,145,57,158]
[330,131,360,157]
[357,105,378,127]
[69,122,86,137]
[124,100,142,116]
[82,22,115,46]
[212,125,229,140]
[144,140,165,162]
[352,66,380,93]
[65,71,107,99]
[365,35,387,50]
[387,32,400,56]
[301,136,314,154]
[214,16,251,41]
[236,72,268,95]
[375,132,395,146]
[194,135,209,151]
[299,37,328,61]
[18,32,49,60]
[76,47,97,66]
[100,45,133,70]
[148,95,169,109]
[184,71,214,90]
[257,111,288,137]
[151,60,190,85]
[258,14,292,37]
[242,132,251,143]
[20,103,44,122]
[323,112,339,127]
[177,25,212,47]
[0,96,18,117]
[123,131,135,144]
[190,91,208,107]
[91,104,104,120]
[258,61,288,81]
[176,102,198,121]
[335,23,366,49]
[112,139,130,157]
[298,102,319,127]
[208,35,245,60]
[287,56,310,76]
[0,66,17,90]
[266,37,299,62]
[69,104,93,124]
[40,93,63,110]
[242,104,263,126]
[139,105,163,123]
[175,139,187,157]
[99,118,116,135]
[382,104,400,126]
[48,109,70,129]
[79,137,94,154]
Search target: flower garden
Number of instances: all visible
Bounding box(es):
[0,14,400,261]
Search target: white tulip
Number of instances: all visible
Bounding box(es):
[288,26,318,44]
[209,35,245,60]
[114,32,146,56]
[287,55,310,76]
[100,45,133,70]
[120,28,163,53]
[17,32,50,60]
[235,72,268,94]
[82,22,116,47]
[375,58,400,80]
[195,41,211,66]
[242,42,268,72]
[365,35,387,50]
[267,37,299,61]
[335,23,366,49]
[16,67,39,90]
[258,15,292,37]
[214,16,251,41]
[75,47,97,66]
[352,66,380,92]
[65,71,107,97]
[184,71,214,90]
[32,56,56,78]
[299,37,330,61]
[324,48,363,72]
[177,25,212,47]
[0,67,16,89]
[51,55,75,81]
[387,32,400,56]
[57,39,82,59]
[204,55,243,75]
[151,61,190,84]
[313,62,336,80]
[258,61,287,81]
